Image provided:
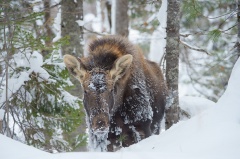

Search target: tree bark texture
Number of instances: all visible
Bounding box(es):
[61,1,86,151]
[238,0,240,57]
[165,0,180,130]
[42,0,55,57]
[61,0,84,98]
[61,0,84,57]
[115,0,129,37]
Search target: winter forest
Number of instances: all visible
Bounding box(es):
[0,0,240,158]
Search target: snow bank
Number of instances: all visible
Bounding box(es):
[179,96,215,119]
[1,59,240,159]
[0,134,49,158]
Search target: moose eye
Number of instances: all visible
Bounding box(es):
[70,67,77,76]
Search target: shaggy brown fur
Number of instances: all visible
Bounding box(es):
[80,37,135,70]
[64,36,166,151]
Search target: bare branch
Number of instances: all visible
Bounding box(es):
[207,8,237,19]
[180,24,237,38]
[180,40,210,55]
[180,31,205,37]
[83,26,109,36]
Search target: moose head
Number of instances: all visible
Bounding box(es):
[63,54,133,134]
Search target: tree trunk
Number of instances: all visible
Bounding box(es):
[3,1,12,137]
[111,0,129,37]
[106,1,112,29]
[61,0,84,57]
[42,0,55,57]
[165,0,180,130]
[61,0,84,98]
[238,0,240,57]
[61,0,86,151]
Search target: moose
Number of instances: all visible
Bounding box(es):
[63,36,166,151]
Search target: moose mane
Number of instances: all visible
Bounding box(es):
[81,36,136,71]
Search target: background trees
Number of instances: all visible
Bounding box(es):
[179,0,238,102]
[0,0,238,153]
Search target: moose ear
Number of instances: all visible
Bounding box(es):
[63,54,86,82]
[110,54,133,82]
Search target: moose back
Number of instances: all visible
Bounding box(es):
[63,36,166,151]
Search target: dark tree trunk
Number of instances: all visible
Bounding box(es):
[106,1,112,29]
[165,0,181,130]
[42,0,55,57]
[61,0,86,151]
[61,0,84,57]
[61,0,84,98]
[238,0,240,57]
[113,0,129,37]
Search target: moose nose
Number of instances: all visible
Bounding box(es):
[92,118,109,132]
[95,120,107,130]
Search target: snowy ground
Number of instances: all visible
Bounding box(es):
[1,58,240,159]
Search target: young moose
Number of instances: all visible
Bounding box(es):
[63,36,166,151]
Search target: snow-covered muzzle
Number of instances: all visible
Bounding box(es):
[83,70,114,135]
[81,69,116,151]
[89,108,109,132]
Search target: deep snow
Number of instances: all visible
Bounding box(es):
[1,58,240,159]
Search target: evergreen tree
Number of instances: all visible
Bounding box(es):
[0,0,86,152]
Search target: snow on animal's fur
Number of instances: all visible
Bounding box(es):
[63,36,167,151]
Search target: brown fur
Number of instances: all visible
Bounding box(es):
[64,36,166,151]
[80,36,135,70]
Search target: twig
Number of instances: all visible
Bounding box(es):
[222,23,237,33]
[83,26,109,36]
[207,8,237,19]
[180,31,205,37]
[180,40,210,55]
[180,23,237,38]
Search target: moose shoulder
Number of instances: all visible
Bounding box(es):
[63,36,166,151]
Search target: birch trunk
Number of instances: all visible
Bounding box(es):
[165,0,180,130]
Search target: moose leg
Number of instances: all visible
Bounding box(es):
[151,120,160,135]
[107,132,121,152]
